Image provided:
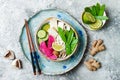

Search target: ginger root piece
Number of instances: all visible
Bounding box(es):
[84,58,101,71]
[89,39,105,56]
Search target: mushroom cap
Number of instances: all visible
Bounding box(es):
[12,59,22,69]
[4,50,15,60]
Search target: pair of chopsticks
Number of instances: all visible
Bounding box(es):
[25,19,41,75]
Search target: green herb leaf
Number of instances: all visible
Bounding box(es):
[67,29,74,44]
[85,7,92,13]
[96,3,100,15]
[91,5,97,16]
[98,4,105,16]
[95,16,109,20]
[58,27,66,42]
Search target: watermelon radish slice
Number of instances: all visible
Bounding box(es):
[48,54,57,60]
[39,35,57,60]
[44,48,53,57]
[40,42,47,49]
[48,35,55,48]
[39,41,57,60]
[39,42,52,56]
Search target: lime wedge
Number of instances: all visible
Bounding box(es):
[37,30,47,39]
[38,35,48,44]
[38,38,42,44]
[89,19,103,30]
[52,42,64,51]
[82,12,96,24]
[42,23,50,32]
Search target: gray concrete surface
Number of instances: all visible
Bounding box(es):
[0,0,120,80]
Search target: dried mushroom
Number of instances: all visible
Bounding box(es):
[59,50,66,58]
[4,50,15,60]
[12,59,22,69]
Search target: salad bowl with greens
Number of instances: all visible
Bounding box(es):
[82,3,109,30]
[35,17,78,61]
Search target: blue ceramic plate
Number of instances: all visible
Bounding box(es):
[20,9,87,75]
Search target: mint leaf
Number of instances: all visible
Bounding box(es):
[96,3,100,15]
[98,4,105,16]
[95,16,109,20]
[85,7,92,13]
[91,5,97,16]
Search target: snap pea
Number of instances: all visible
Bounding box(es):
[58,27,66,43]
[71,39,78,52]
[65,30,69,38]
[67,29,74,44]
[66,43,71,55]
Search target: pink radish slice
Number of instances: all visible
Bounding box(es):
[48,55,57,60]
[39,41,53,57]
[44,48,53,57]
[40,42,47,49]
[39,39,57,60]
[48,35,55,49]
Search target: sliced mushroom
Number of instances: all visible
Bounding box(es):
[4,50,15,60]
[12,59,22,69]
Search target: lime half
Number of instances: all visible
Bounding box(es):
[82,12,96,24]
[42,23,50,32]
[52,42,64,51]
[89,19,103,30]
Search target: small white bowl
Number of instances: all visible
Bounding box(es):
[81,11,107,31]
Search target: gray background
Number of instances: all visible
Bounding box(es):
[0,0,120,80]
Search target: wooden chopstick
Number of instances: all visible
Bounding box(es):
[25,19,36,75]
[25,19,41,75]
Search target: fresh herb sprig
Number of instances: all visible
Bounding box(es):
[85,3,109,20]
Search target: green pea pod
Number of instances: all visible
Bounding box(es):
[71,39,78,52]
[58,27,66,43]
[67,29,74,44]
[66,43,71,55]
[71,38,78,45]
[65,30,69,38]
